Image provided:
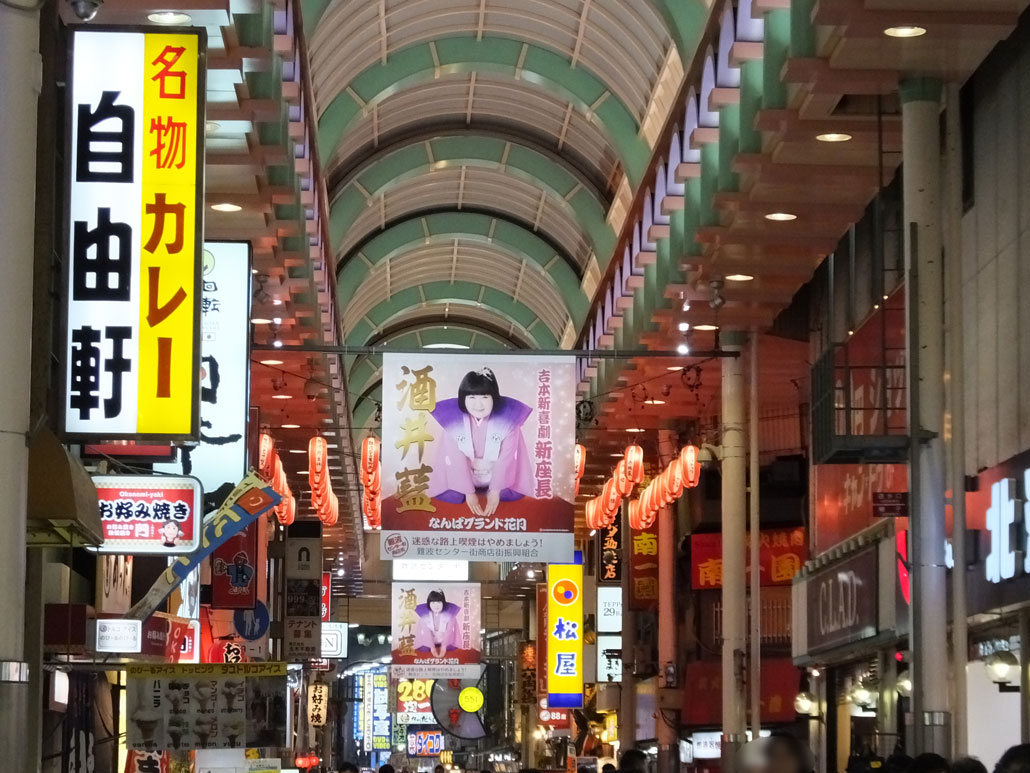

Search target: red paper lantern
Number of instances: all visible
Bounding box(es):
[360,436,380,486]
[601,479,620,518]
[614,460,633,498]
[624,444,644,483]
[628,499,642,530]
[680,444,702,488]
[574,444,586,480]
[258,433,275,480]
[668,459,685,500]
[207,639,247,664]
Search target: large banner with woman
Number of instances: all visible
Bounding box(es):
[391,582,482,678]
[380,353,575,563]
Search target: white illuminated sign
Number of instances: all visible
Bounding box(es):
[596,586,622,633]
[596,634,622,683]
[321,622,349,659]
[984,469,1030,584]
[92,619,142,653]
[392,559,469,582]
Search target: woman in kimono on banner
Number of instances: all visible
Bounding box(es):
[428,368,534,516]
[414,589,461,658]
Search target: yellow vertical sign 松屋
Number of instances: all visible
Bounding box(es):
[547,562,583,709]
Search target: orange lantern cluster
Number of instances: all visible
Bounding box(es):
[295,753,320,770]
[573,444,586,496]
[628,444,702,530]
[359,436,382,529]
[584,444,644,531]
[258,433,296,526]
[309,436,339,527]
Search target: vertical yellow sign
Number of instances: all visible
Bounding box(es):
[547,563,583,708]
[138,33,200,434]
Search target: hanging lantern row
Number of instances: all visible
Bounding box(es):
[584,444,645,531]
[258,433,296,526]
[309,436,339,527]
[628,444,702,530]
[360,436,382,529]
[573,444,586,496]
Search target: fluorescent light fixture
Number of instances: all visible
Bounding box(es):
[280,423,300,429]
[645,399,666,405]
[764,212,797,222]
[260,359,283,365]
[725,274,754,282]
[694,324,719,331]
[626,428,646,433]
[272,394,292,399]
[816,132,852,142]
[148,10,191,24]
[210,202,242,212]
[251,318,271,324]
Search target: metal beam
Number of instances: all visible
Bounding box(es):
[254,344,740,359]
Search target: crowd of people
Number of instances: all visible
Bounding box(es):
[329,740,1030,773]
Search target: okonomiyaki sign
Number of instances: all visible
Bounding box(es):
[379,353,575,563]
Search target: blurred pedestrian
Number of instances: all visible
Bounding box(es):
[619,748,648,773]
[910,753,949,773]
[995,745,1030,773]
[953,757,988,773]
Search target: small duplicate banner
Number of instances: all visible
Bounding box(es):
[125,662,286,751]
[379,353,575,562]
[92,474,202,555]
[63,28,206,441]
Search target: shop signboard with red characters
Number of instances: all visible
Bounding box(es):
[396,677,435,724]
[690,528,806,590]
[92,475,202,555]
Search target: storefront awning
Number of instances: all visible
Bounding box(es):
[682,658,800,727]
[27,427,102,547]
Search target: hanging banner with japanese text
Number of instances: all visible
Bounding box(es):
[91,474,202,555]
[547,563,583,709]
[628,526,659,611]
[63,29,206,441]
[690,528,806,590]
[125,662,286,751]
[597,520,622,584]
[390,582,482,678]
[380,353,575,562]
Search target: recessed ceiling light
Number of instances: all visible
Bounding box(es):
[676,343,690,355]
[764,212,797,222]
[666,366,684,371]
[625,428,646,433]
[272,317,282,325]
[148,10,191,24]
[251,318,272,324]
[645,399,666,405]
[210,202,242,212]
[681,300,691,312]
[694,324,719,331]
[272,340,283,349]
[281,424,300,429]
[816,132,852,143]
[260,359,283,365]
[726,274,754,282]
[272,394,293,400]
[272,298,283,306]
[884,25,926,38]
[678,322,690,332]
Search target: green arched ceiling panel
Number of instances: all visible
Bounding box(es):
[337,212,590,325]
[346,284,559,349]
[329,135,615,260]
[316,36,650,187]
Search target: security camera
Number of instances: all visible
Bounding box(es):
[68,0,103,20]
[304,377,321,401]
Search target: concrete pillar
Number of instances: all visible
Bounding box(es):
[657,430,679,773]
[0,1,39,770]
[901,77,950,756]
[748,334,761,738]
[620,503,637,753]
[721,332,748,772]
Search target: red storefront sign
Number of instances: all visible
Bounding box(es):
[682,658,799,726]
[813,463,908,553]
[125,750,170,773]
[628,526,659,610]
[321,571,331,622]
[92,475,202,555]
[210,524,258,609]
[690,528,807,590]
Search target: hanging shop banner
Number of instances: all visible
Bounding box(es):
[390,582,482,678]
[379,353,576,562]
[361,668,391,752]
[396,677,435,724]
[517,642,537,704]
[126,472,280,621]
[125,662,287,751]
[210,524,258,609]
[596,634,622,683]
[308,682,329,727]
[536,583,548,696]
[597,520,622,584]
[690,527,806,590]
[321,572,331,622]
[547,563,584,709]
[155,241,252,513]
[628,526,659,611]
[407,728,446,757]
[91,474,202,555]
[596,587,622,633]
[63,29,206,441]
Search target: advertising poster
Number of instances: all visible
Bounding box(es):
[547,564,583,709]
[211,525,258,609]
[62,29,205,441]
[125,663,287,751]
[379,353,575,562]
[628,525,659,611]
[284,579,322,661]
[360,668,391,752]
[407,728,445,757]
[390,582,482,678]
[690,528,806,590]
[92,475,202,555]
[155,241,251,514]
[395,677,435,724]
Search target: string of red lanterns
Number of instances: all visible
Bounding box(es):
[308,436,340,527]
[359,436,382,529]
[573,443,586,496]
[584,444,645,531]
[627,444,702,530]
[258,433,296,525]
